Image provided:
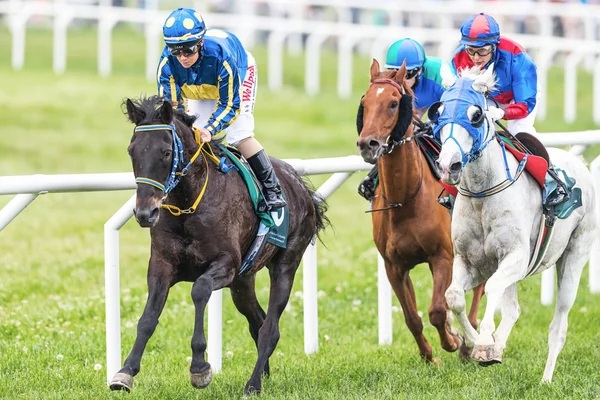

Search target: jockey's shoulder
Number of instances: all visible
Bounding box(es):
[497,37,528,56]
[422,57,451,82]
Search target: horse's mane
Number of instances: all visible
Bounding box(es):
[458,66,497,93]
[123,95,225,151]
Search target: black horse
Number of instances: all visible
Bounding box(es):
[109,96,328,395]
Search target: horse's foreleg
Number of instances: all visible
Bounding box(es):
[245,258,300,395]
[542,242,587,383]
[476,253,526,346]
[428,256,461,353]
[488,283,520,363]
[387,262,433,361]
[473,252,526,364]
[445,257,482,349]
[230,275,269,376]
[109,260,173,392]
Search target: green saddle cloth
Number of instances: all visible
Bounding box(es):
[220,146,274,228]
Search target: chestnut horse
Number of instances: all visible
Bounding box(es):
[356,59,484,361]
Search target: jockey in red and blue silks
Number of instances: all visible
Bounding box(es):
[385,38,454,119]
[452,13,538,135]
[157,7,286,210]
[452,13,569,207]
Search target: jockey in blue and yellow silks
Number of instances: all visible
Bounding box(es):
[358,38,453,202]
[157,7,286,210]
[452,13,538,135]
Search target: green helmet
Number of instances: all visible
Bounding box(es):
[385,38,426,70]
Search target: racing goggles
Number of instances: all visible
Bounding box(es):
[406,68,420,79]
[465,45,494,57]
[168,41,201,57]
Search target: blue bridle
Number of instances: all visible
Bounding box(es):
[432,78,493,166]
[133,123,186,193]
[432,77,528,197]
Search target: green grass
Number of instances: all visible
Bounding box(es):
[0,26,599,399]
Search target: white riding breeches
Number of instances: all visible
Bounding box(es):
[187,52,257,146]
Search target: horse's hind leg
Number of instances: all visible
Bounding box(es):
[428,256,461,354]
[109,259,174,392]
[189,255,236,389]
[230,275,269,376]
[245,253,302,395]
[468,283,485,330]
[386,261,433,361]
[542,230,590,383]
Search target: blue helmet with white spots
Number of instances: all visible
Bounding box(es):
[163,8,206,45]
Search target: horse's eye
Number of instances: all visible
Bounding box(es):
[390,100,399,109]
[467,105,484,128]
[163,150,172,159]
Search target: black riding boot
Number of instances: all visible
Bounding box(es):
[358,165,378,201]
[544,165,570,208]
[247,150,287,211]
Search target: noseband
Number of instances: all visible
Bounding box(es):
[133,123,220,215]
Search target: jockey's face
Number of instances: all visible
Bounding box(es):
[176,51,200,68]
[168,40,202,69]
[405,69,421,88]
[466,45,493,69]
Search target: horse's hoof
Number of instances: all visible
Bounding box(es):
[190,367,213,389]
[471,345,502,366]
[109,372,134,392]
[459,343,473,363]
[244,382,261,396]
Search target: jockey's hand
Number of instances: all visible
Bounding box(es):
[487,106,505,122]
[199,128,212,143]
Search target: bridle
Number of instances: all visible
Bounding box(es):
[363,78,426,212]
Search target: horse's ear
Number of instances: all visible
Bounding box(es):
[427,102,443,124]
[125,99,145,125]
[395,60,407,85]
[370,58,380,80]
[159,100,174,124]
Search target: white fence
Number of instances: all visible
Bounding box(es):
[1,138,600,383]
[2,0,600,123]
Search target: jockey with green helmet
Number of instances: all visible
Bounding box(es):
[358,38,454,202]
[157,8,286,210]
[384,38,453,119]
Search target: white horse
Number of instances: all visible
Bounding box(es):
[431,65,597,382]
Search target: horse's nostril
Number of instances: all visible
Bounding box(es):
[450,162,463,172]
[148,207,160,222]
[369,140,380,149]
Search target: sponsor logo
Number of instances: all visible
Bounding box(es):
[242,65,256,102]
[271,208,285,227]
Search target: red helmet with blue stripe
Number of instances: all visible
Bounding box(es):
[163,8,206,45]
[460,13,500,47]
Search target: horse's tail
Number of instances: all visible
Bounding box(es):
[301,177,330,239]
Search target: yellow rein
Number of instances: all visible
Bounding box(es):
[160,128,221,216]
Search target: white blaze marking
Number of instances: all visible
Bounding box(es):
[376,88,384,96]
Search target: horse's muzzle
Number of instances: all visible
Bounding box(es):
[357,137,385,164]
[134,197,162,228]
[437,160,463,185]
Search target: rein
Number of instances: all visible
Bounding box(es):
[368,139,425,213]
[365,78,425,212]
[133,124,221,216]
